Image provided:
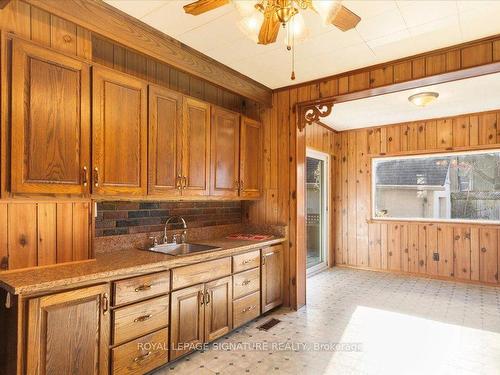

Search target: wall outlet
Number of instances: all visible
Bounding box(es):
[433,252,440,261]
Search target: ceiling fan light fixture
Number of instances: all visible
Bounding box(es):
[408,92,439,107]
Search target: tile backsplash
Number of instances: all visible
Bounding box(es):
[95,201,242,237]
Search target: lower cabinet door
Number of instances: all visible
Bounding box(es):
[111,329,168,375]
[261,245,284,313]
[26,284,110,375]
[204,276,232,342]
[170,283,205,360]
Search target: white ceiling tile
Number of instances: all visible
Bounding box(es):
[398,1,458,28]
[356,8,407,41]
[105,0,166,19]
[342,0,398,19]
[366,29,411,49]
[140,1,233,37]
[104,0,500,89]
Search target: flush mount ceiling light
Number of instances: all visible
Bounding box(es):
[183,0,361,81]
[408,92,439,107]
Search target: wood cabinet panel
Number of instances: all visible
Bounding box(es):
[210,107,240,197]
[204,276,232,342]
[26,284,110,375]
[92,66,147,196]
[172,257,231,290]
[182,97,211,196]
[232,250,260,273]
[233,291,260,328]
[111,328,168,375]
[11,39,90,195]
[148,85,182,196]
[113,271,170,306]
[240,116,263,198]
[233,267,260,299]
[37,203,57,266]
[479,228,498,283]
[112,295,169,346]
[170,284,204,360]
[261,245,283,313]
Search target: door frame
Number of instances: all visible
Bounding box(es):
[305,148,330,277]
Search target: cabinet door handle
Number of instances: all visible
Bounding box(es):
[176,174,182,190]
[133,351,151,363]
[182,176,187,189]
[262,256,266,265]
[134,284,152,292]
[199,291,205,305]
[93,167,99,187]
[241,279,251,286]
[134,314,152,323]
[82,166,88,186]
[240,180,244,190]
[205,291,211,304]
[102,293,109,315]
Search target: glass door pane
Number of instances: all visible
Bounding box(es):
[306,156,325,270]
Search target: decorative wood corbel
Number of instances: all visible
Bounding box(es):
[298,102,333,131]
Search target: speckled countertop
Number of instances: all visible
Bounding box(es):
[0,237,285,295]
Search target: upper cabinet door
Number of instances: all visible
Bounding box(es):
[11,40,90,195]
[210,107,240,197]
[240,116,263,199]
[92,66,147,196]
[148,85,182,196]
[181,97,211,196]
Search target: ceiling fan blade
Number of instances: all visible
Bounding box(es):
[258,14,281,45]
[183,0,230,15]
[330,5,361,31]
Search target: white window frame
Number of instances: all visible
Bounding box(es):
[371,148,500,225]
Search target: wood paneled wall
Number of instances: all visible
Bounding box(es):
[0,201,91,270]
[248,35,500,309]
[335,109,500,285]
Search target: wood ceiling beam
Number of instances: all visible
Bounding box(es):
[23,0,273,106]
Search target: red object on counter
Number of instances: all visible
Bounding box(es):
[226,233,274,241]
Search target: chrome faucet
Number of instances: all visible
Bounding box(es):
[163,216,187,244]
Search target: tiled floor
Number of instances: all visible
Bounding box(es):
[154,268,500,375]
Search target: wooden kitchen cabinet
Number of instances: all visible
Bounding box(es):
[11,39,90,195]
[26,284,110,375]
[240,116,263,198]
[261,244,283,313]
[210,107,240,197]
[92,66,148,196]
[148,85,182,196]
[148,88,210,197]
[170,276,232,360]
[204,276,232,342]
[181,97,211,196]
[170,283,205,360]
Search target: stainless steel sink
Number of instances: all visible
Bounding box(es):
[140,242,221,256]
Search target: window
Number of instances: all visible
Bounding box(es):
[372,149,500,223]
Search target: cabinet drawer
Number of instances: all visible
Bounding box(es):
[113,271,170,306]
[232,250,260,273]
[233,268,260,299]
[111,328,168,375]
[113,295,169,345]
[172,257,231,290]
[233,291,260,328]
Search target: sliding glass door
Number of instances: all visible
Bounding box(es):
[306,149,329,275]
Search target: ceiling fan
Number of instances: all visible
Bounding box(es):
[184,0,361,81]
[183,0,361,45]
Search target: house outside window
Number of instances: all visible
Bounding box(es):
[372,150,500,223]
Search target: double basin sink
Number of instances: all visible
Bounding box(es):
[141,242,221,256]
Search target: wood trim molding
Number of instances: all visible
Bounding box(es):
[298,61,500,109]
[23,0,273,106]
[0,0,11,9]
